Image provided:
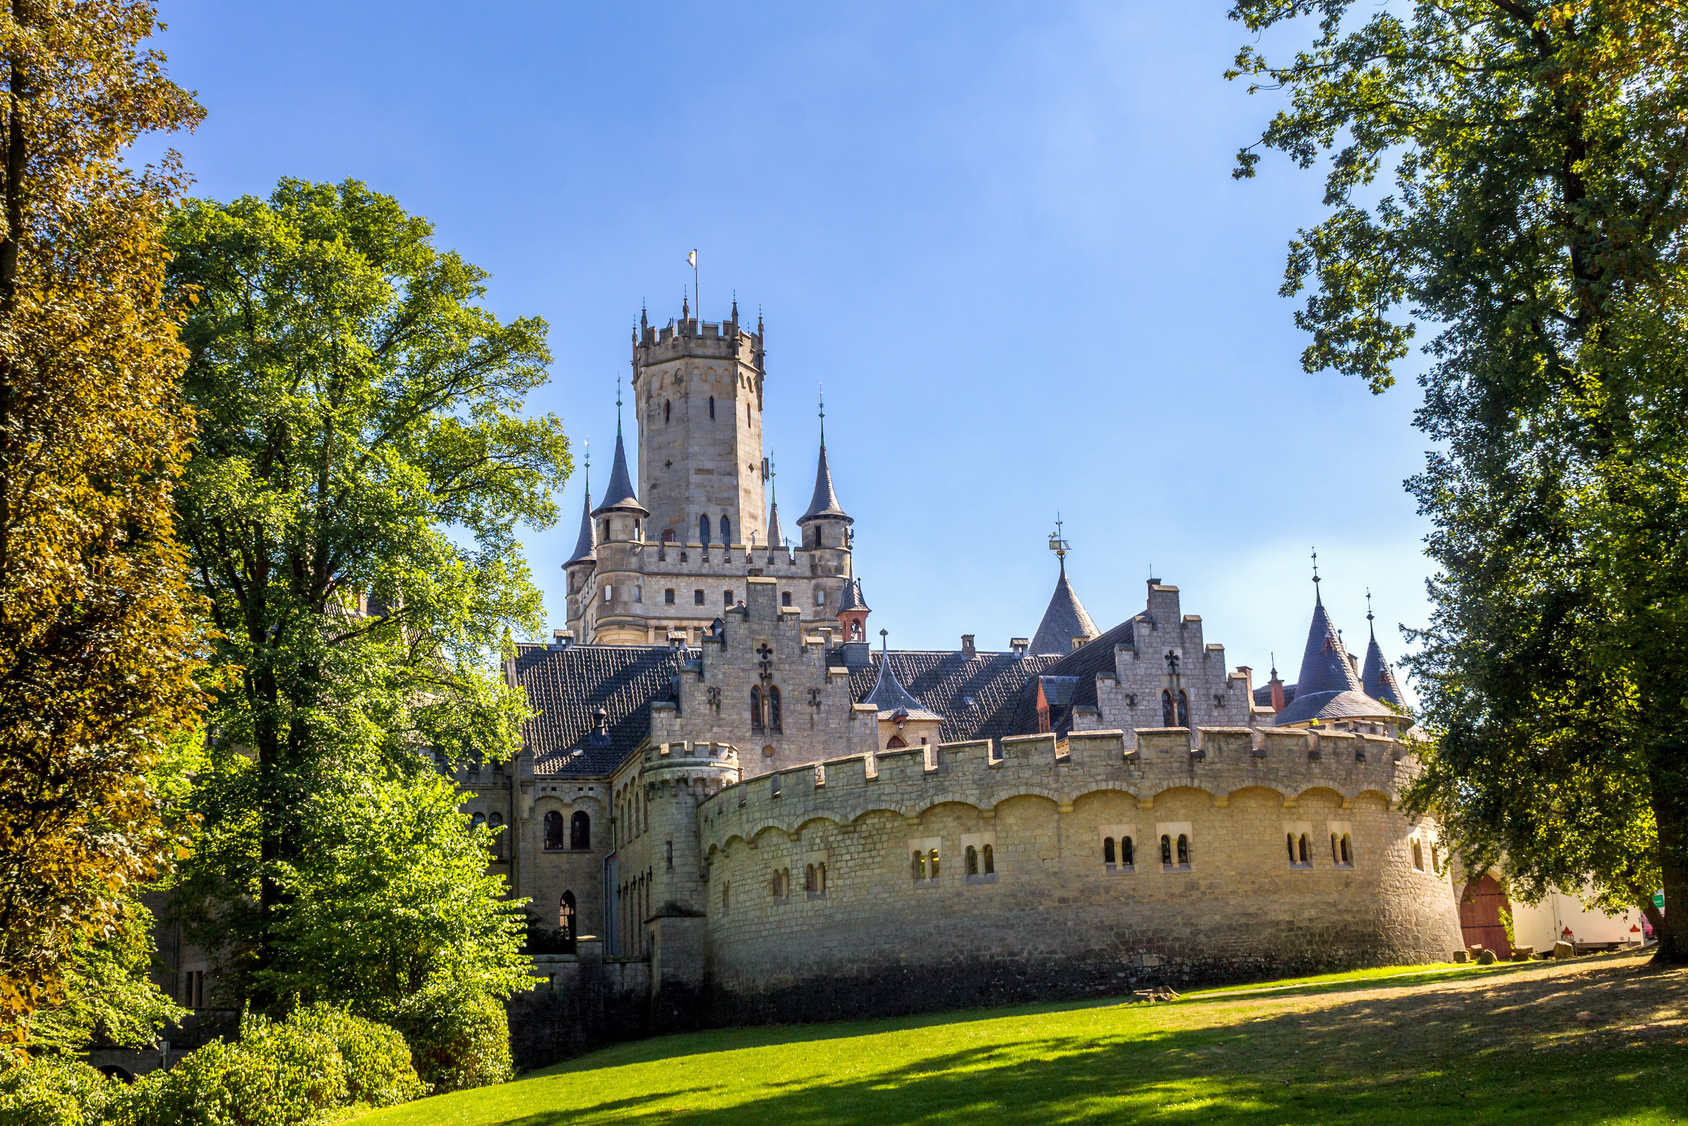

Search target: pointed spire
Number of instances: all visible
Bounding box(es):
[1311,546,1322,605]
[1031,541,1098,655]
[1291,587,1362,699]
[838,577,870,613]
[731,292,738,324]
[798,389,851,527]
[682,289,689,320]
[565,444,595,567]
[766,460,783,549]
[592,381,648,518]
[640,302,648,331]
[862,631,938,719]
[1360,591,1406,707]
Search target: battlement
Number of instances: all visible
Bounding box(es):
[635,317,761,370]
[696,724,1416,858]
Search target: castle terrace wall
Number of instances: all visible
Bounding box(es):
[695,726,1461,1022]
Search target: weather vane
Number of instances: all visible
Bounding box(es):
[1048,513,1070,560]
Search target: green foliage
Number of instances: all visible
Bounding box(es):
[115,1007,423,1126]
[1229,2,1688,955]
[23,901,186,1054]
[388,984,512,1094]
[0,0,206,1037]
[0,1054,113,1126]
[161,178,567,1006]
[246,769,531,1013]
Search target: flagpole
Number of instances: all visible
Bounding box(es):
[692,250,699,322]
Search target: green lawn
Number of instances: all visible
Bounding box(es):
[360,950,1687,1125]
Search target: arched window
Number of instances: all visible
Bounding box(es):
[1160,834,1172,866]
[571,811,590,850]
[1176,690,1190,728]
[665,588,675,604]
[664,399,671,423]
[1298,833,1310,864]
[805,864,816,893]
[720,515,731,544]
[1103,837,1116,865]
[928,848,940,880]
[750,686,763,730]
[471,811,486,829]
[1412,840,1424,870]
[966,845,979,875]
[1177,834,1191,867]
[544,811,563,850]
[708,395,715,419]
[1120,837,1132,867]
[489,812,503,859]
[769,686,781,732]
[699,514,711,544]
[913,850,927,881]
[1342,834,1352,865]
[1287,833,1297,864]
[886,734,907,749]
[560,891,577,950]
[982,844,994,874]
[1162,690,1174,726]
[817,862,827,895]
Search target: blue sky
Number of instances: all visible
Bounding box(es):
[145,1,1432,688]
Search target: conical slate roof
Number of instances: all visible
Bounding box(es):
[1030,560,1098,655]
[564,464,595,568]
[1274,589,1393,726]
[797,439,851,525]
[766,492,783,550]
[1361,626,1406,708]
[838,578,870,613]
[592,422,647,517]
[863,653,940,721]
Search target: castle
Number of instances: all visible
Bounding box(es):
[456,298,1464,1041]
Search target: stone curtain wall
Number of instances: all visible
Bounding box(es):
[695,727,1462,1021]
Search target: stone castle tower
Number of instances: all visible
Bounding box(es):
[563,299,858,646]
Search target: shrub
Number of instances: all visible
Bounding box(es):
[282,1006,422,1108]
[389,985,512,1094]
[0,1054,113,1126]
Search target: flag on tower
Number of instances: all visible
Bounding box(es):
[687,250,696,268]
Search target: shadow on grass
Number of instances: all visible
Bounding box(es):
[503,959,1687,1126]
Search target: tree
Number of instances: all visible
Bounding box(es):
[1228,1,1688,957]
[0,0,204,1036]
[164,178,568,1005]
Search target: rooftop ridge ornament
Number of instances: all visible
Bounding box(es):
[1048,512,1070,570]
[1311,546,1322,604]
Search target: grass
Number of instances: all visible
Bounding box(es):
[360,950,1688,1125]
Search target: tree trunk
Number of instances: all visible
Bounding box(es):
[1649,744,1687,963]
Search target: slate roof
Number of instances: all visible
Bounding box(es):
[797,439,851,525]
[592,424,647,517]
[838,577,869,613]
[1273,594,1394,725]
[1030,561,1099,655]
[861,654,942,722]
[1252,681,1298,709]
[843,650,1063,744]
[513,643,689,775]
[564,473,595,568]
[766,493,783,550]
[1360,631,1406,708]
[1025,616,1137,713]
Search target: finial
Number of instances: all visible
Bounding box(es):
[731,291,738,322]
[616,377,623,433]
[1270,651,1278,678]
[682,287,689,320]
[769,458,777,500]
[818,383,826,445]
[879,627,888,652]
[1366,587,1376,638]
[1048,512,1070,570]
[640,301,647,330]
[1311,546,1322,603]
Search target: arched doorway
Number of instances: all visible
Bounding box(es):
[1459,874,1512,957]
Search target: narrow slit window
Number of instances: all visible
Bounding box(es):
[966,845,979,875]
[1177,833,1190,867]
[699,514,711,544]
[1161,690,1174,726]
[1161,834,1172,866]
[982,844,994,874]
[750,686,763,730]
[720,515,731,544]
[929,848,940,880]
[913,850,926,881]
[1103,837,1116,865]
[1120,837,1133,867]
[769,686,781,732]
[1176,689,1190,728]
[709,395,715,419]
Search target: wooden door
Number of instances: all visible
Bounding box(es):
[1459,874,1512,956]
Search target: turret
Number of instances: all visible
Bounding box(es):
[1360,591,1406,707]
[563,450,596,633]
[837,578,870,642]
[796,406,851,551]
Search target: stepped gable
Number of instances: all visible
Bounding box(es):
[514,643,690,775]
[842,650,1063,744]
[1029,560,1099,655]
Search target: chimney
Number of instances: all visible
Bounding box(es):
[961,634,976,657]
[1269,667,1285,714]
[1010,637,1029,659]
